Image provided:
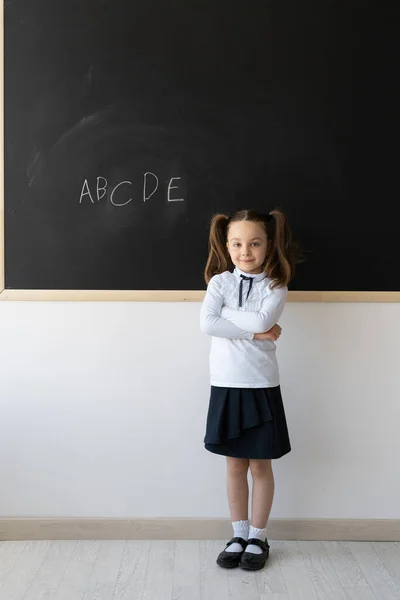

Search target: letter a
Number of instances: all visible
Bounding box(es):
[79,179,95,203]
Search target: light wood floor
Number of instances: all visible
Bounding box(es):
[0,539,399,600]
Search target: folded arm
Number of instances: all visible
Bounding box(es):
[220,285,288,333]
[200,276,254,340]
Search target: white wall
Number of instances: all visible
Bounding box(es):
[0,301,399,519]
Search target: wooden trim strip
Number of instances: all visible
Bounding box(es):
[1,518,399,541]
[1,289,400,302]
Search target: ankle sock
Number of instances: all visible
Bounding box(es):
[225,519,249,553]
[246,525,267,554]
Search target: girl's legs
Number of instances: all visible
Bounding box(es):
[249,458,275,527]
[224,457,250,552]
[226,457,249,520]
[247,458,275,553]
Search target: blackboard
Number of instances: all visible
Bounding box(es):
[2,1,399,298]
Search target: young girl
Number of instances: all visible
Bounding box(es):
[200,208,297,571]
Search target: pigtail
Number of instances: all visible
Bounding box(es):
[204,214,233,284]
[264,209,298,288]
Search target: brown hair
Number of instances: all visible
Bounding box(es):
[204,209,300,288]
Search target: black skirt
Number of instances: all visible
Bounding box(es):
[204,386,291,459]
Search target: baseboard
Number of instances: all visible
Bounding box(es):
[1,518,399,541]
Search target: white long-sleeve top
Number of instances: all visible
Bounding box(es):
[200,267,288,388]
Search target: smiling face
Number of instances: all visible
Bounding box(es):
[227,220,268,275]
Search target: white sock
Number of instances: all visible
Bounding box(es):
[246,525,267,554]
[225,519,249,552]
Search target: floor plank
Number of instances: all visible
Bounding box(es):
[278,540,319,600]
[24,540,77,600]
[347,541,400,600]
[255,540,289,600]
[0,541,27,591]
[172,540,201,600]
[142,541,175,600]
[199,540,230,600]
[0,540,53,600]
[343,588,378,600]
[371,541,400,589]
[322,542,373,590]
[227,562,260,600]
[82,539,127,600]
[54,540,102,600]
[88,540,126,585]
[113,540,151,600]
[0,540,398,600]
[299,540,348,600]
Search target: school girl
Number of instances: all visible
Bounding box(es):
[200,209,297,570]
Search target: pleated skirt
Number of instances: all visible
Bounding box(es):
[204,385,291,459]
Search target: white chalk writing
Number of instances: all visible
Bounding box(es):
[143,172,159,202]
[168,177,184,202]
[110,181,133,207]
[97,177,108,201]
[79,174,185,206]
[79,179,95,203]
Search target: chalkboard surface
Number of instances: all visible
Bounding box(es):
[3,1,399,292]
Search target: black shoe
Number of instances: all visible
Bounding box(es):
[239,538,270,570]
[216,537,248,569]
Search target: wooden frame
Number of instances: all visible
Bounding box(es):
[1,8,399,303]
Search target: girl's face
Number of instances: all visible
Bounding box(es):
[227,220,268,275]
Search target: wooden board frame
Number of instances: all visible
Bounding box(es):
[1,8,399,303]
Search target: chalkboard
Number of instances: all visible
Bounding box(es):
[2,1,399,298]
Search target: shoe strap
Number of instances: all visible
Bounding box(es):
[226,536,247,549]
[246,537,270,551]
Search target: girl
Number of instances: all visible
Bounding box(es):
[200,208,297,571]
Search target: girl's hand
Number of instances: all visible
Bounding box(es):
[254,324,282,341]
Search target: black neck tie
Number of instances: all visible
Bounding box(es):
[239,274,254,307]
